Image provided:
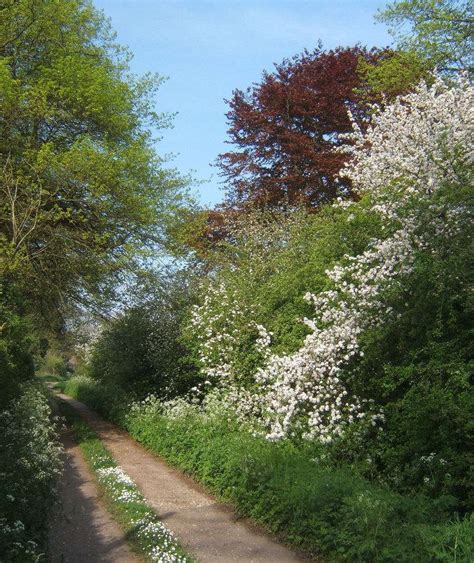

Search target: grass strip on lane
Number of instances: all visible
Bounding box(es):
[58,400,192,563]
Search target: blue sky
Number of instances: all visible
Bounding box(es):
[94,0,393,206]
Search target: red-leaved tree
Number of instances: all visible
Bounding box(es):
[216,46,381,210]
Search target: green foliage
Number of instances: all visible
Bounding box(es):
[377,0,474,73]
[0,0,188,324]
[123,411,473,562]
[88,276,198,397]
[64,375,131,423]
[0,287,36,407]
[358,49,432,96]
[361,1,473,98]
[39,350,68,378]
[420,514,474,562]
[183,201,384,384]
[326,183,474,512]
[0,383,62,561]
[63,377,473,562]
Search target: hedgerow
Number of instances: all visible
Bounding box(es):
[68,73,474,562]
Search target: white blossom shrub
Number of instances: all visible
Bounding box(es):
[185,75,473,444]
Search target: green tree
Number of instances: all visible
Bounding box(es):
[0,0,187,324]
[377,0,474,73]
[357,49,431,97]
[88,272,198,397]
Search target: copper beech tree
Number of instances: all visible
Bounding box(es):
[216,46,382,211]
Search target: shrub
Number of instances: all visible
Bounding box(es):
[40,351,68,378]
[88,276,197,398]
[64,375,131,424]
[0,294,36,407]
[65,374,474,561]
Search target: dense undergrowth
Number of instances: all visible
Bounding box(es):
[63,76,474,562]
[0,383,62,561]
[64,375,474,562]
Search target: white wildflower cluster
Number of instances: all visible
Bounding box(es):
[0,384,63,559]
[417,452,452,489]
[161,396,198,419]
[133,515,187,563]
[97,466,142,503]
[128,393,163,418]
[420,453,448,466]
[181,75,473,444]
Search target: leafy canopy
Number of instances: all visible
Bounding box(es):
[0,0,187,321]
[377,0,474,73]
[216,46,381,211]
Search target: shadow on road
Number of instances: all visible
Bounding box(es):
[47,427,135,563]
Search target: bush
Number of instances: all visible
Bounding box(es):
[122,403,473,562]
[179,77,473,512]
[183,202,383,383]
[64,375,131,424]
[0,383,62,561]
[39,351,69,378]
[0,294,36,408]
[88,276,197,398]
[333,185,474,511]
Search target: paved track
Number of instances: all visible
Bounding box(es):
[48,425,138,563]
[55,393,305,563]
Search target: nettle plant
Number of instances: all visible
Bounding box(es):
[189,75,473,443]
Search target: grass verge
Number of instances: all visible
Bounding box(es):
[57,399,192,563]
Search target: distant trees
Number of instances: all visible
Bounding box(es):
[0,0,188,397]
[358,0,474,96]
[209,1,472,221]
[216,47,381,211]
[86,271,198,398]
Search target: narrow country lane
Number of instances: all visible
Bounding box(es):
[55,393,306,563]
[48,425,138,563]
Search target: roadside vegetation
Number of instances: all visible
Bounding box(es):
[64,375,474,561]
[66,71,474,561]
[0,383,62,561]
[0,0,188,558]
[2,0,473,561]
